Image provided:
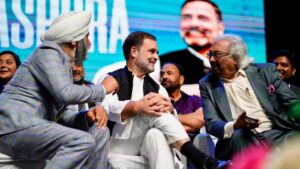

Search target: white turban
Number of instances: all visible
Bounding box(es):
[40,11,92,43]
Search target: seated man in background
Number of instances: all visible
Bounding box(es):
[72,62,96,111]
[272,49,300,97]
[0,50,21,92]
[73,62,93,86]
[160,62,204,140]
[199,34,300,160]
[160,62,209,169]
[0,11,118,169]
[103,31,228,169]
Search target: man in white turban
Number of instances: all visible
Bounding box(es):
[40,11,92,65]
[41,11,91,43]
[0,11,118,169]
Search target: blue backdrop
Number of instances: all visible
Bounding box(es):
[0,0,265,81]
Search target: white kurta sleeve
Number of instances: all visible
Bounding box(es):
[102,93,130,124]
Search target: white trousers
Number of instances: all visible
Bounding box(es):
[109,128,184,169]
[109,114,188,169]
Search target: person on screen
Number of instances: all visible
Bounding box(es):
[199,34,300,160]
[0,11,118,169]
[103,31,229,169]
[160,0,224,95]
[271,49,300,97]
[0,50,21,92]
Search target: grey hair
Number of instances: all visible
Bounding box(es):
[215,34,254,69]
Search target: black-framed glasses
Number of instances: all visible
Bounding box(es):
[207,50,229,59]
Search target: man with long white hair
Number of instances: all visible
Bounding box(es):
[0,11,118,169]
[200,34,300,160]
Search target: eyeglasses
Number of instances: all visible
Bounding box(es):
[207,50,229,60]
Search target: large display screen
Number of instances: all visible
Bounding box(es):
[0,0,265,81]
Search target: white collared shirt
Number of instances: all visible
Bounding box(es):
[222,69,272,138]
[102,74,170,139]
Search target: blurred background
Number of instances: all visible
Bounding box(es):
[0,0,298,83]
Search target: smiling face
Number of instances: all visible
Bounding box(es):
[209,39,238,79]
[133,38,159,75]
[0,54,18,84]
[273,56,296,81]
[180,1,224,50]
[72,63,85,84]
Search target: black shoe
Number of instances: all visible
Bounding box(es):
[215,160,232,169]
[203,158,231,169]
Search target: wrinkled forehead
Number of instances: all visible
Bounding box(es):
[0,54,15,60]
[212,39,230,52]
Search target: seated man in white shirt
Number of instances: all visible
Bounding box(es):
[102,31,229,169]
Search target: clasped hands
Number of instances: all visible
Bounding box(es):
[86,105,108,128]
[135,92,173,117]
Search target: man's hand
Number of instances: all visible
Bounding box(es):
[136,92,173,116]
[233,112,259,129]
[120,93,174,121]
[154,95,173,113]
[101,75,119,94]
[86,105,108,128]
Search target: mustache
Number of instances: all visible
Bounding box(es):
[210,62,220,69]
[210,61,218,66]
[72,70,81,75]
[277,70,284,73]
[148,58,157,63]
[161,78,170,84]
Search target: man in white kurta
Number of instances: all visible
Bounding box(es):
[103,74,187,169]
[102,31,229,169]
